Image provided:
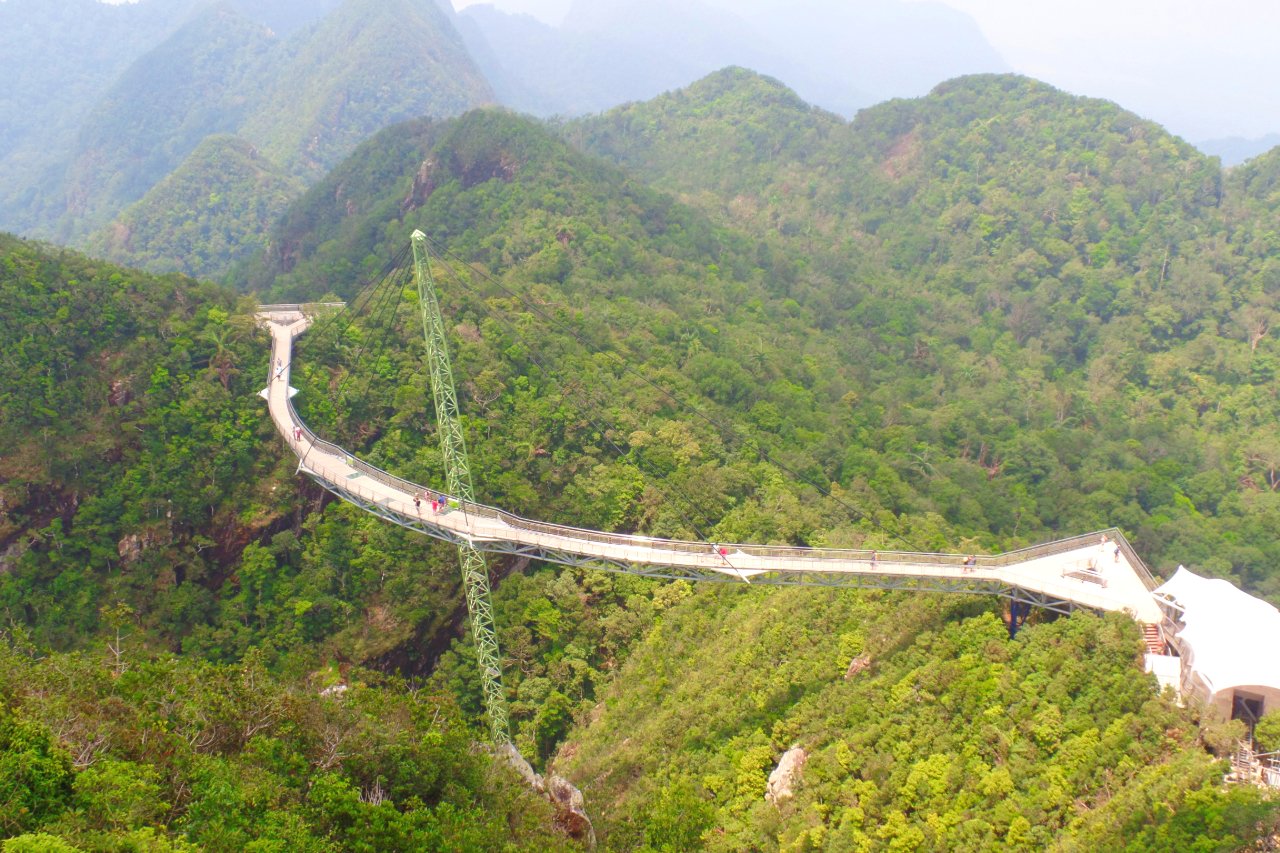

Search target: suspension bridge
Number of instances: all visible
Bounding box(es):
[260,300,1162,620]
[251,232,1188,742]
[250,231,1280,801]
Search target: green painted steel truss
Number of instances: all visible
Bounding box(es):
[411,231,510,745]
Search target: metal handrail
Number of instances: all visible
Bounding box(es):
[264,309,1164,588]
[259,302,346,312]
[276,383,1148,572]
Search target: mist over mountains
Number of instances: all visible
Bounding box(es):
[4,60,1280,845]
[5,0,1280,842]
[0,0,490,251]
[458,0,1007,118]
[0,0,1013,275]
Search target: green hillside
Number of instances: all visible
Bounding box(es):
[54,5,276,242]
[1,0,491,276]
[236,101,1280,844]
[570,71,1280,602]
[0,0,204,235]
[239,0,493,181]
[5,71,1280,849]
[0,234,575,849]
[86,135,304,280]
[0,642,569,850]
[560,599,1272,850]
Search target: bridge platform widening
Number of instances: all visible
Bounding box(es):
[257,307,1164,625]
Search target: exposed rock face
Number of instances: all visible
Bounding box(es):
[108,376,133,407]
[401,157,438,212]
[117,532,147,565]
[545,773,595,847]
[0,541,26,576]
[117,528,171,566]
[498,743,596,848]
[845,653,872,679]
[766,746,808,807]
[499,742,541,789]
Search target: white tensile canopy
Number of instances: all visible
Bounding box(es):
[1156,566,1280,705]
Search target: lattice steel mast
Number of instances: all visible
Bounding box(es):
[411,230,510,744]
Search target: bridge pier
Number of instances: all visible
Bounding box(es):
[1006,599,1033,638]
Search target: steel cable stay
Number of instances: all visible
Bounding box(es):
[288,249,407,424]
[290,243,411,367]
[292,253,411,465]
[416,232,916,551]
[426,254,720,549]
[329,265,408,408]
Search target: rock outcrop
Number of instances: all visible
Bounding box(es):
[498,742,596,848]
[766,746,808,807]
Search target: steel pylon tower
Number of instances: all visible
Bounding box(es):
[411,230,510,745]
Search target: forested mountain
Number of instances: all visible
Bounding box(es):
[0,0,491,276]
[571,70,1280,602]
[85,135,304,280]
[237,0,492,181]
[55,5,278,240]
[0,0,342,237]
[0,234,572,849]
[5,70,1280,848]
[234,92,1278,844]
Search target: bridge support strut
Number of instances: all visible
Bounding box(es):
[412,230,510,745]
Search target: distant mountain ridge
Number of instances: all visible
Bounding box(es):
[0,0,492,276]
[458,0,1006,118]
[86,135,303,280]
[1197,133,1280,167]
[3,67,1280,848]
[227,81,1280,846]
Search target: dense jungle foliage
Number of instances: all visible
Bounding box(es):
[4,70,1280,848]
[0,636,569,851]
[570,70,1280,602]
[0,235,573,849]
[86,136,304,281]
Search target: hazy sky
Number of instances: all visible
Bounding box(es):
[451,0,1280,141]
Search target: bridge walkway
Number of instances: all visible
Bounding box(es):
[258,307,1164,624]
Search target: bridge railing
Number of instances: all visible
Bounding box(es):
[266,320,1162,585]
[281,392,1154,570]
[258,302,347,313]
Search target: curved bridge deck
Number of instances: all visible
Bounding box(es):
[258,307,1164,624]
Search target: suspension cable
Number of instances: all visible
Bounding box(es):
[417,233,913,549]
[428,256,717,545]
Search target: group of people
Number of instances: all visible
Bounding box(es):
[1089,533,1122,571]
[413,491,450,513]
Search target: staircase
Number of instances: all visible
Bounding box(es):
[1141,623,1165,654]
[1230,742,1258,784]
